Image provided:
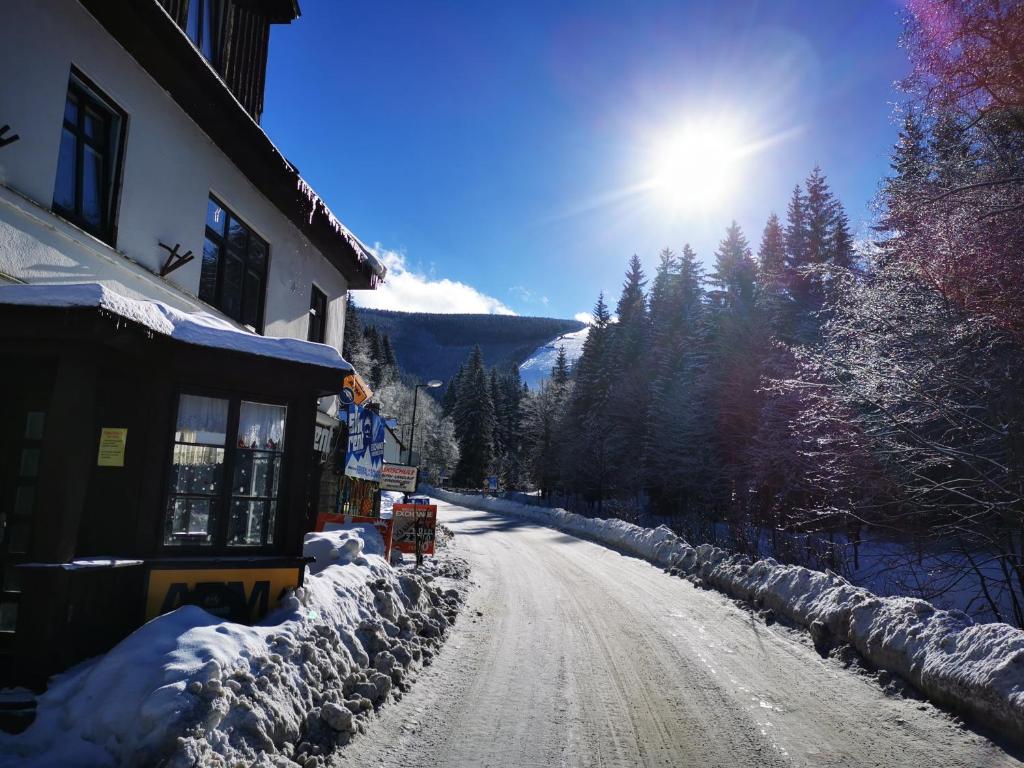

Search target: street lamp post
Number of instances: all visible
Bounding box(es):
[406,379,442,466]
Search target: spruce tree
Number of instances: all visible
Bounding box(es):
[804,166,836,270]
[452,346,495,487]
[829,204,854,272]
[561,293,614,509]
[551,346,570,387]
[878,110,930,266]
[709,221,757,307]
[381,335,397,368]
[644,244,711,513]
[784,184,809,295]
[607,255,650,499]
[757,213,789,332]
[342,297,363,359]
[706,222,762,518]
[442,365,463,420]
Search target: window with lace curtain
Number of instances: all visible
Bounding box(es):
[165,393,287,548]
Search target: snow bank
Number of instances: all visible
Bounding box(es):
[0,283,351,371]
[0,529,464,767]
[304,528,385,575]
[430,488,1024,744]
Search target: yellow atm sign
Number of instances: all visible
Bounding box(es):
[145,567,302,622]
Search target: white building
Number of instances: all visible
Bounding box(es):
[0,0,387,693]
[0,0,383,355]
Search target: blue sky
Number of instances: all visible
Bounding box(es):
[263,0,908,320]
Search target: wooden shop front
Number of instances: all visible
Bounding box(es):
[0,286,350,688]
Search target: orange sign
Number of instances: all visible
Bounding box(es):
[341,373,373,406]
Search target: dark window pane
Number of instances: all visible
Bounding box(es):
[53,78,122,243]
[53,128,77,211]
[64,93,78,125]
[8,524,30,554]
[84,107,106,143]
[242,272,261,328]
[232,451,281,498]
[13,486,34,516]
[4,565,21,594]
[19,449,39,478]
[82,144,104,228]
[186,0,200,45]
[206,198,226,236]
[264,502,277,545]
[164,497,217,545]
[248,238,267,273]
[0,602,18,633]
[199,196,266,327]
[308,288,327,343]
[227,499,267,546]
[222,253,244,319]
[227,216,248,253]
[199,238,220,304]
[170,444,224,495]
[201,0,215,60]
[24,412,45,441]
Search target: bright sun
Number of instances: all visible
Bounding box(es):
[648,120,743,212]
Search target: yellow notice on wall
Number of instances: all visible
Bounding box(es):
[96,427,128,467]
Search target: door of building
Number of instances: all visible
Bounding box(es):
[0,369,52,681]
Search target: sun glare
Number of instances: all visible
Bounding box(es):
[648,121,744,212]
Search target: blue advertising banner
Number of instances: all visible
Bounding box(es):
[345,405,385,481]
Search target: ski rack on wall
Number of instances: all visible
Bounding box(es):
[0,124,20,148]
[157,241,194,277]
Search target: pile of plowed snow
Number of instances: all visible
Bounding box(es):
[0,528,466,767]
[430,488,1024,745]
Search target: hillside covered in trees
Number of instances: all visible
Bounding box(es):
[355,308,583,386]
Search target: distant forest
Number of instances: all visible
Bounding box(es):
[355,308,583,386]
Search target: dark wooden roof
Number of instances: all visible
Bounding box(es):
[80,0,384,290]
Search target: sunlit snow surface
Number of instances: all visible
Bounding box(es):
[518,327,588,390]
[0,283,352,371]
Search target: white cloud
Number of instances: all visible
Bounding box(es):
[356,247,516,315]
[572,310,617,325]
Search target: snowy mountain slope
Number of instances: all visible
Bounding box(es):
[518,326,589,390]
[357,309,583,386]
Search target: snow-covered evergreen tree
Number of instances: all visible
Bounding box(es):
[452,346,496,487]
[607,255,650,500]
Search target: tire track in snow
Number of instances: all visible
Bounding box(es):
[332,501,1023,768]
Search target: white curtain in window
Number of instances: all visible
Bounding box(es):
[238,401,287,450]
[175,394,229,444]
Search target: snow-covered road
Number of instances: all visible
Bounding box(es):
[333,499,1023,768]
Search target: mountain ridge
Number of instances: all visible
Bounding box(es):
[356,307,585,387]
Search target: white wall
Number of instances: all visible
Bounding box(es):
[0,0,352,352]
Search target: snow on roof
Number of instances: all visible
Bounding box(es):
[295,178,386,281]
[0,283,353,371]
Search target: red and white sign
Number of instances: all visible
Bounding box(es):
[391,503,437,556]
[380,463,418,492]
